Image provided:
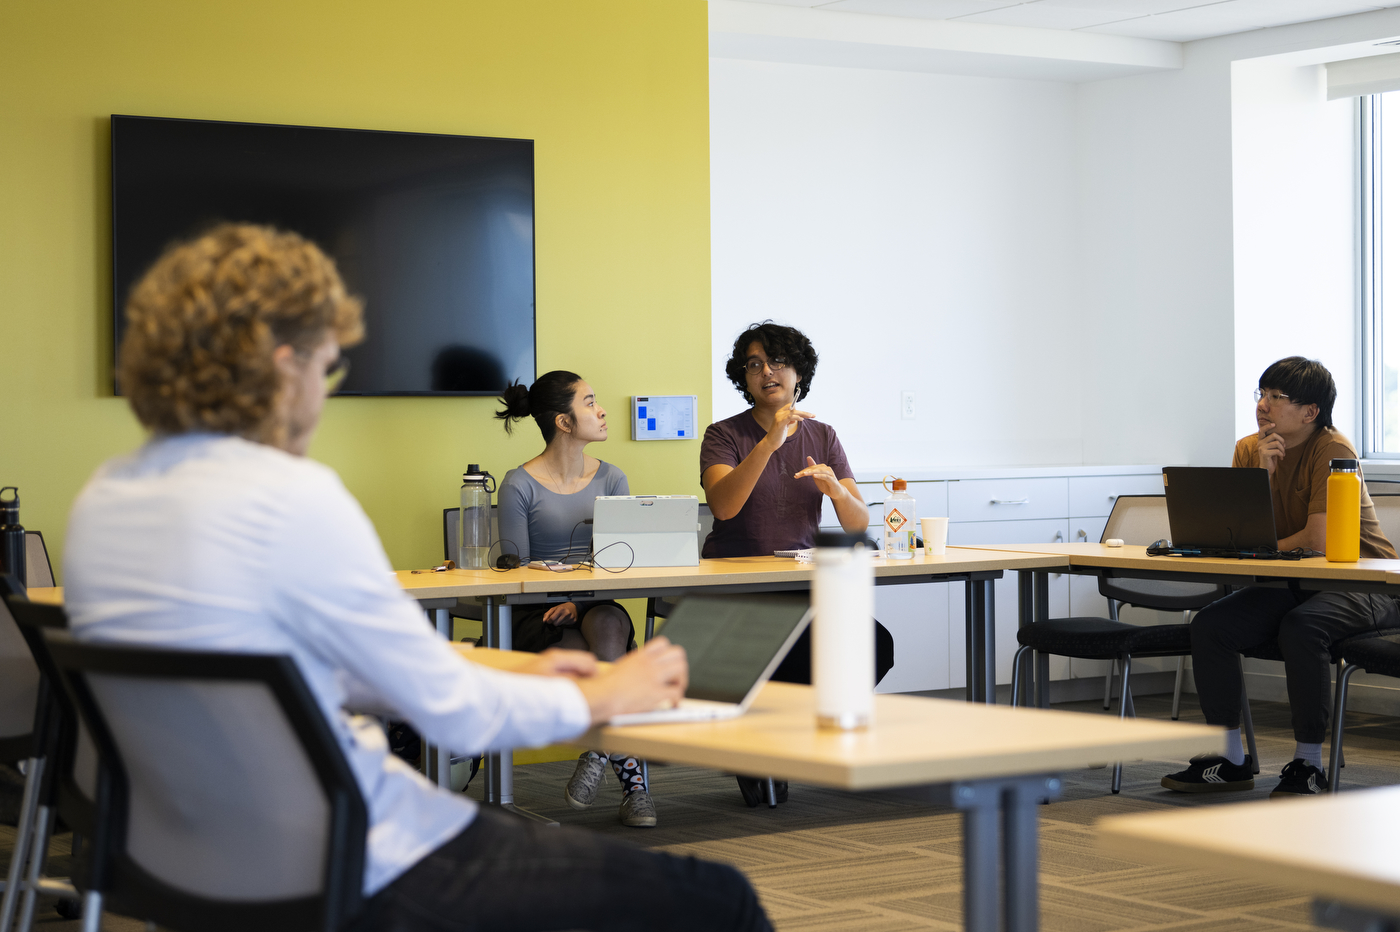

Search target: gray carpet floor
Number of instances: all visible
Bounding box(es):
[6,693,1400,930]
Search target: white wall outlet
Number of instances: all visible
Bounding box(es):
[901,391,916,420]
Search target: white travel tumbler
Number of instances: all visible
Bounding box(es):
[813,531,875,730]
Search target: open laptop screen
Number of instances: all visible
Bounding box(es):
[657,595,810,704]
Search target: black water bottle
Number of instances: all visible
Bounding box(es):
[0,487,24,585]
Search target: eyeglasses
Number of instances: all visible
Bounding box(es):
[1253,389,1295,406]
[744,357,788,376]
[324,355,351,396]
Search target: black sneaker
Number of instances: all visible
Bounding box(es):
[1270,759,1328,797]
[1161,754,1255,793]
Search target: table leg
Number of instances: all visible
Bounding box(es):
[1034,572,1050,709]
[433,609,452,788]
[481,600,558,827]
[1016,571,1033,707]
[931,774,1062,932]
[965,577,998,704]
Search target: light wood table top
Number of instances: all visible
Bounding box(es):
[514,550,1069,595]
[394,568,521,601]
[581,679,1221,791]
[1097,786,1400,917]
[25,586,63,606]
[957,542,1400,582]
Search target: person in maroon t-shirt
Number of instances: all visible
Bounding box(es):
[701,321,895,806]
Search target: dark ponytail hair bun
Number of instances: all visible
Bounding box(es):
[495,370,583,443]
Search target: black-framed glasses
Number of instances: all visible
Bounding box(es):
[324,355,351,396]
[744,357,788,375]
[1253,388,1294,406]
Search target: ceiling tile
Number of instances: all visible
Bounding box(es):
[820,0,1023,18]
[1082,0,1389,42]
[954,2,1136,29]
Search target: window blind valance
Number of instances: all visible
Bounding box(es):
[1327,51,1400,101]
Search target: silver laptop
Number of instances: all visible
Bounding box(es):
[609,594,813,726]
[592,495,699,568]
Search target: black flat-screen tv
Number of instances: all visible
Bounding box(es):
[111,114,535,395]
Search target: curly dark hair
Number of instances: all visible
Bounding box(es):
[724,322,818,405]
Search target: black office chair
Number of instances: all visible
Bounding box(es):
[1010,495,1232,793]
[1,585,83,932]
[1327,632,1400,792]
[41,630,369,932]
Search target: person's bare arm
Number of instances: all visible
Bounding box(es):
[702,405,812,520]
[1279,513,1327,552]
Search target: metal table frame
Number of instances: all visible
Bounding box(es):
[470,568,1004,822]
[1009,559,1400,709]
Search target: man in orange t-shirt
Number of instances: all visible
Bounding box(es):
[1161,357,1400,797]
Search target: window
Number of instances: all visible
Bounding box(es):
[1362,91,1400,455]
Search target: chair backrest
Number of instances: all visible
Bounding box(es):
[698,503,713,553]
[1099,495,1229,611]
[0,577,41,756]
[43,633,367,932]
[25,531,55,588]
[1368,491,1400,553]
[443,505,502,563]
[5,595,100,844]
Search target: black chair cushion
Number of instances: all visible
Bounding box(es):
[1342,632,1400,678]
[1016,618,1192,661]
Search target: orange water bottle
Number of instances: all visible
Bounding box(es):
[1326,458,1361,563]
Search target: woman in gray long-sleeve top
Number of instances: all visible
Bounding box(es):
[495,370,658,827]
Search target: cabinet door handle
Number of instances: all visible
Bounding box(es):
[991,498,1029,505]
[1076,529,1088,541]
[1053,530,1064,543]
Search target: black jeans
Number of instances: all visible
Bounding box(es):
[1191,587,1400,743]
[350,808,772,932]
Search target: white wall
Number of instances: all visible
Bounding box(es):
[712,6,1400,473]
[710,58,1081,472]
[1231,59,1356,441]
[1073,48,1238,468]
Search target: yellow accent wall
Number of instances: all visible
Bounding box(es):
[0,0,711,581]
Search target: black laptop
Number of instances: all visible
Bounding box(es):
[1161,467,1284,556]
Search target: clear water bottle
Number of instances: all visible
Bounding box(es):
[0,487,25,585]
[459,466,496,570]
[882,477,916,560]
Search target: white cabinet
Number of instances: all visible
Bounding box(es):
[851,466,1161,694]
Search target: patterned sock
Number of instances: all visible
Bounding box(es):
[609,755,647,795]
[1294,742,1323,769]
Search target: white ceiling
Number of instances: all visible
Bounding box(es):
[732,0,1400,43]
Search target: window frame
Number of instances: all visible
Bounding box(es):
[1361,93,1387,457]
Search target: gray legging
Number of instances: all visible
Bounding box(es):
[1190,587,1400,743]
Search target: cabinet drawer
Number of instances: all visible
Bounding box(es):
[948,518,1069,547]
[1068,473,1163,518]
[948,478,1068,523]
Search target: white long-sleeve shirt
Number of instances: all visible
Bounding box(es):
[63,433,592,894]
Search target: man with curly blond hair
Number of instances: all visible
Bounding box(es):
[63,224,771,932]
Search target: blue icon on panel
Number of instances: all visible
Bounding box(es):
[648,418,656,430]
[677,430,684,437]
[638,406,646,419]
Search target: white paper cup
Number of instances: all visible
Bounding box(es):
[921,516,949,555]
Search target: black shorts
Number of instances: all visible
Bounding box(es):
[511,599,637,653]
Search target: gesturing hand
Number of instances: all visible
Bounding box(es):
[794,456,843,498]
[763,403,813,453]
[543,602,579,626]
[1258,423,1286,479]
